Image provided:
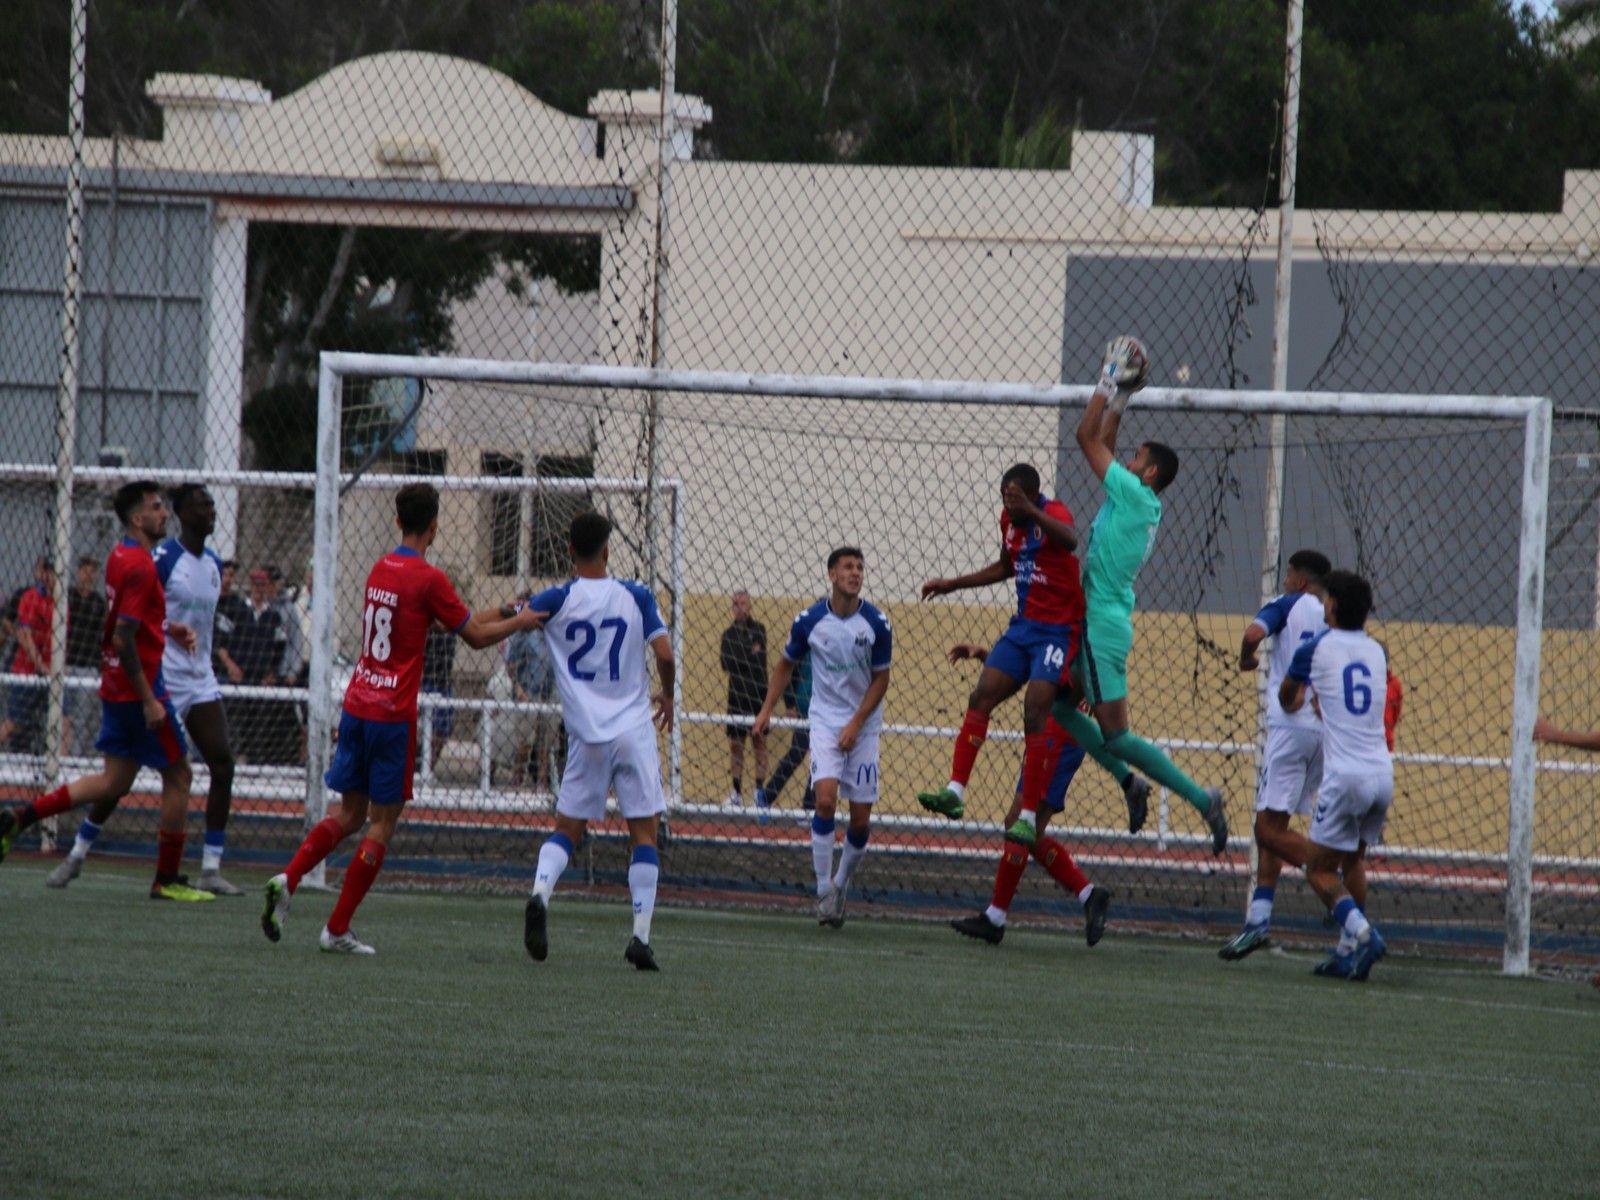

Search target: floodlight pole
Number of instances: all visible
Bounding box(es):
[643,0,679,598]
[44,0,89,818]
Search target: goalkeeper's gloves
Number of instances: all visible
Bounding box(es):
[1095,336,1150,414]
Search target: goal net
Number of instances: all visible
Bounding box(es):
[305,354,1578,973]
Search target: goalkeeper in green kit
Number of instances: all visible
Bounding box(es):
[1007,337,1229,854]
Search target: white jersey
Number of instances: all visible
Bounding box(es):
[527,576,667,744]
[152,537,222,694]
[781,598,892,736]
[1287,629,1391,781]
[1252,590,1327,730]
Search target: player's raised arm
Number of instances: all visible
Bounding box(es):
[1077,337,1150,481]
[921,553,1010,599]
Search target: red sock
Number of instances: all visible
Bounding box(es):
[284,817,346,893]
[155,830,185,884]
[989,838,1030,914]
[327,838,386,936]
[950,710,989,786]
[22,785,73,828]
[1020,731,1052,816]
[1034,836,1090,897]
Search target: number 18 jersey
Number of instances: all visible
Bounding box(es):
[341,546,471,724]
[528,576,667,744]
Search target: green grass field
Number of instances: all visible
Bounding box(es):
[2,859,1596,1200]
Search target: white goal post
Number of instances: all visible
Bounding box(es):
[316,351,1552,974]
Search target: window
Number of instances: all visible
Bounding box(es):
[482,452,524,577]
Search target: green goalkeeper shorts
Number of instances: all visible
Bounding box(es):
[1075,615,1133,705]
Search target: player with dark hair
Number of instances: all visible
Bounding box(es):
[1281,569,1392,981]
[0,481,210,901]
[523,510,677,970]
[754,546,892,928]
[916,462,1151,831]
[942,642,1112,947]
[1221,547,1332,959]
[46,484,245,893]
[261,482,540,953]
[1032,338,1228,854]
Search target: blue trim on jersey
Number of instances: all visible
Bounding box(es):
[527,582,573,621]
[782,598,830,662]
[859,601,893,670]
[631,843,660,867]
[152,538,181,586]
[621,580,667,641]
[1253,592,1300,636]
[119,536,139,549]
[1287,629,1329,683]
[392,545,420,558]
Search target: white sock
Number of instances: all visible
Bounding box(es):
[201,832,225,873]
[810,817,836,896]
[946,780,966,799]
[1077,883,1095,905]
[1341,906,1371,941]
[833,829,869,892]
[533,836,572,902]
[1336,929,1358,955]
[1016,809,1037,829]
[69,818,102,862]
[629,850,659,944]
[984,904,1008,926]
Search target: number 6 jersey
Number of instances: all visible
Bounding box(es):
[527,576,668,744]
[1287,629,1391,780]
[341,546,472,724]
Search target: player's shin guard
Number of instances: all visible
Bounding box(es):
[986,839,1030,924]
[1019,732,1051,819]
[834,825,869,891]
[533,832,574,902]
[284,816,345,893]
[327,838,385,936]
[18,785,73,831]
[810,814,836,895]
[155,830,185,884]
[1033,836,1090,898]
[629,844,659,944]
[949,710,989,789]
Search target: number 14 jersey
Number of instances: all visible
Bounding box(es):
[341,546,472,724]
[527,576,667,744]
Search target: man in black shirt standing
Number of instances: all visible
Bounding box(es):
[63,555,107,756]
[719,589,769,808]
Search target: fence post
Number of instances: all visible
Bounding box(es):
[303,356,343,888]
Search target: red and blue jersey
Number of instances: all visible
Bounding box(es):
[100,538,168,702]
[1001,497,1085,627]
[341,547,472,724]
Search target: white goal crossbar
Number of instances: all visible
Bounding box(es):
[318,352,1552,974]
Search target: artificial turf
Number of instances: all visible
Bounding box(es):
[1,858,1595,1199]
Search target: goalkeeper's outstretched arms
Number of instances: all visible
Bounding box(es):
[1532,715,1600,752]
[1077,336,1150,481]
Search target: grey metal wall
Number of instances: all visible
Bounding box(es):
[1058,256,1600,628]
[0,190,210,587]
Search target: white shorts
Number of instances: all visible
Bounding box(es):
[809,723,881,803]
[555,720,666,822]
[167,674,224,722]
[1255,724,1323,816]
[1309,771,1394,853]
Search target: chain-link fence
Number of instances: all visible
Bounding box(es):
[1,0,1597,969]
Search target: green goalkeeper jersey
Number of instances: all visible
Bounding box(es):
[1081,460,1163,625]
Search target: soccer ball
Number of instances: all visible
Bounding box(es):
[1103,335,1151,392]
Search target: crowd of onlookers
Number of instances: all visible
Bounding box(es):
[2,555,564,789]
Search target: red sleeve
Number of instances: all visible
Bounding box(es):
[428,570,473,634]
[116,560,157,622]
[998,510,1015,577]
[1044,497,1074,525]
[18,591,46,631]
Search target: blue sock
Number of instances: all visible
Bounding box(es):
[1246,884,1275,928]
[202,828,226,872]
[69,818,102,860]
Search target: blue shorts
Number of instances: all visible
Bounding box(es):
[423,687,455,738]
[1013,733,1087,812]
[96,698,188,771]
[325,711,416,805]
[985,619,1081,688]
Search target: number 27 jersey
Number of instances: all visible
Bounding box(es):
[528,576,667,744]
[341,547,472,723]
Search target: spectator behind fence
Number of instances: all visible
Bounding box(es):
[501,614,564,791]
[719,588,769,808]
[63,555,106,757]
[214,559,250,685]
[228,566,290,763]
[1,557,56,753]
[422,621,458,768]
